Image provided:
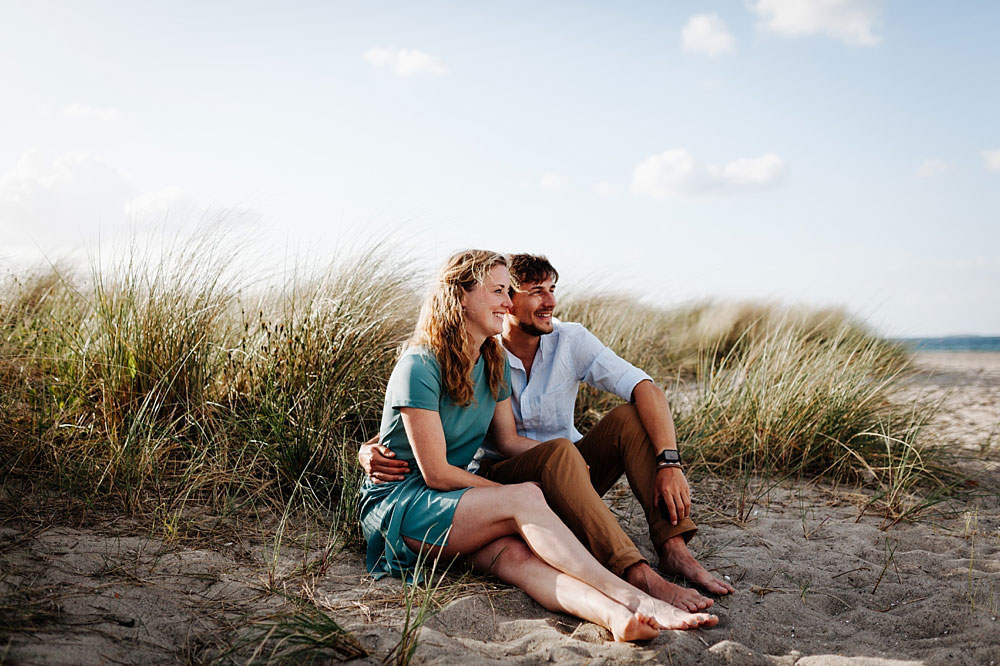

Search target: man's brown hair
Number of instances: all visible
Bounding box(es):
[507,254,559,292]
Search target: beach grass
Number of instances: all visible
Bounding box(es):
[1,235,418,536]
[1,238,956,541]
[560,292,954,521]
[240,601,370,665]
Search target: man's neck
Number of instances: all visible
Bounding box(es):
[501,320,542,373]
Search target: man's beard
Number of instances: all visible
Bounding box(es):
[517,316,552,337]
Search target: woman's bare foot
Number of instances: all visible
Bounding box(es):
[625,562,713,611]
[658,536,735,595]
[608,609,660,642]
[635,595,718,630]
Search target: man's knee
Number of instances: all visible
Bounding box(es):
[520,439,591,500]
[537,437,587,469]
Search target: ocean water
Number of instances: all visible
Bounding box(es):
[898,336,1000,352]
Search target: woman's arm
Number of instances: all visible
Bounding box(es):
[401,407,501,491]
[487,398,540,457]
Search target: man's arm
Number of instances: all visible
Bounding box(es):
[568,324,691,524]
[631,379,692,526]
[631,379,678,455]
[358,435,411,483]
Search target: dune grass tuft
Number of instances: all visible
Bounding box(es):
[1,240,956,536]
[241,601,369,664]
[559,293,954,520]
[1,235,418,534]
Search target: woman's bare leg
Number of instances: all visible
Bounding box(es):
[402,483,717,630]
[470,536,658,642]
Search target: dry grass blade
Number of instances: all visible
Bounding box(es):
[384,541,456,666]
[238,601,369,664]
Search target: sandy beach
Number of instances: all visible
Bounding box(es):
[3,352,999,665]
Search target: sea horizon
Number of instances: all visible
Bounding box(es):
[897,335,1000,352]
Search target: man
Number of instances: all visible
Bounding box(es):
[360,254,734,609]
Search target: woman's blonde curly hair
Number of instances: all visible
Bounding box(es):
[408,250,508,406]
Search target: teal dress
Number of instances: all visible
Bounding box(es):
[359,347,511,580]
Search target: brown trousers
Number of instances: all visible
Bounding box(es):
[481,404,697,577]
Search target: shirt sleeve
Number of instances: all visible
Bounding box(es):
[571,325,653,402]
[387,350,442,411]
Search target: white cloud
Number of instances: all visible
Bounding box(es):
[630,149,785,198]
[632,150,698,199]
[62,103,123,122]
[395,50,448,76]
[718,153,785,185]
[750,0,883,46]
[982,149,1000,171]
[594,181,621,197]
[916,159,953,179]
[363,47,447,77]
[539,173,568,191]
[363,48,394,68]
[124,186,194,221]
[682,14,736,56]
[0,149,137,240]
[0,150,263,268]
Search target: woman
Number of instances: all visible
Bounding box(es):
[359,250,716,642]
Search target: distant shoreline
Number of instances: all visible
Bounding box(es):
[897,336,1000,352]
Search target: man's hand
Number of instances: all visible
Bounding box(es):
[655,465,691,526]
[358,439,410,483]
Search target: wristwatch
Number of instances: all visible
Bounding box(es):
[655,449,682,470]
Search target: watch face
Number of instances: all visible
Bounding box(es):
[657,450,681,464]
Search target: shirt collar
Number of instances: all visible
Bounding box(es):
[504,341,547,372]
[501,322,555,374]
[506,347,526,372]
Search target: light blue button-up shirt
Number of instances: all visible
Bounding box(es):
[471,320,652,471]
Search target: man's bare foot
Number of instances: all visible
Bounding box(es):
[608,609,660,642]
[624,562,713,611]
[634,595,718,630]
[658,536,735,595]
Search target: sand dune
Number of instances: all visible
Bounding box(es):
[3,352,998,665]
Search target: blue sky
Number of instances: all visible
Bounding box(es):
[1,1,998,336]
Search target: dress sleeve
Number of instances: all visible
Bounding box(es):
[388,351,442,411]
[498,355,512,402]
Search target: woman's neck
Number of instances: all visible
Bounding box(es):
[467,333,484,363]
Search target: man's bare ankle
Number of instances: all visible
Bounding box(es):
[624,561,651,580]
[659,536,687,559]
[657,537,735,595]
